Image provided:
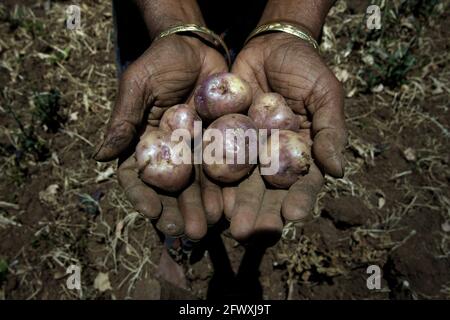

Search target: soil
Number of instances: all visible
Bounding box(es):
[0,0,449,300]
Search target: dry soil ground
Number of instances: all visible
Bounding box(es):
[0,0,449,299]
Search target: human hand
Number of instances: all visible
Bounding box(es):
[227,32,347,242]
[94,33,227,239]
[117,125,223,240]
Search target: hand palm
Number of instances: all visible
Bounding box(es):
[227,33,347,243]
[95,35,228,240]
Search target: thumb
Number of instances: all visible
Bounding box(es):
[308,74,347,178]
[231,53,267,98]
[93,63,153,162]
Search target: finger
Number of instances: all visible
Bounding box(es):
[298,115,311,129]
[148,120,160,127]
[157,195,185,238]
[148,105,169,121]
[200,169,223,225]
[117,156,162,219]
[223,187,236,221]
[147,106,171,128]
[142,124,159,135]
[185,54,229,108]
[94,63,152,162]
[308,75,347,178]
[230,169,265,242]
[178,171,208,241]
[254,189,286,240]
[231,53,267,97]
[281,163,324,224]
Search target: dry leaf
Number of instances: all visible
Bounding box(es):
[39,184,60,205]
[371,84,384,93]
[403,148,417,162]
[378,197,386,209]
[442,220,450,233]
[51,152,60,165]
[333,67,350,83]
[95,167,115,183]
[362,54,374,66]
[69,111,79,122]
[94,272,112,292]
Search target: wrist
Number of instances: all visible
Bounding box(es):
[135,0,206,40]
[154,24,232,66]
[258,0,334,40]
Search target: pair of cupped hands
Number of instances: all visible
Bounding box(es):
[93,32,347,244]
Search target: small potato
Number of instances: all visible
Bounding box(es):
[260,130,311,188]
[136,129,192,192]
[203,114,257,183]
[159,104,201,140]
[248,92,299,132]
[194,72,252,121]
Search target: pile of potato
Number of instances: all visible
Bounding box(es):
[135,72,311,192]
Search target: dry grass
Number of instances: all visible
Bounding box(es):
[277,0,449,297]
[0,0,160,299]
[0,0,448,299]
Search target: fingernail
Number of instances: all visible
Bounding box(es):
[182,235,200,245]
[329,152,345,178]
[165,223,184,238]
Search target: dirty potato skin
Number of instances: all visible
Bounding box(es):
[260,130,311,188]
[248,92,299,133]
[203,114,257,183]
[135,129,192,192]
[159,104,201,140]
[194,72,252,120]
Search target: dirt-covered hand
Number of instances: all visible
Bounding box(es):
[117,140,222,241]
[228,33,347,242]
[95,35,227,239]
[94,35,227,161]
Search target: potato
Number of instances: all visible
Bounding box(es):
[259,130,311,188]
[135,129,192,192]
[194,72,252,121]
[248,92,299,133]
[159,104,201,140]
[203,114,257,183]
